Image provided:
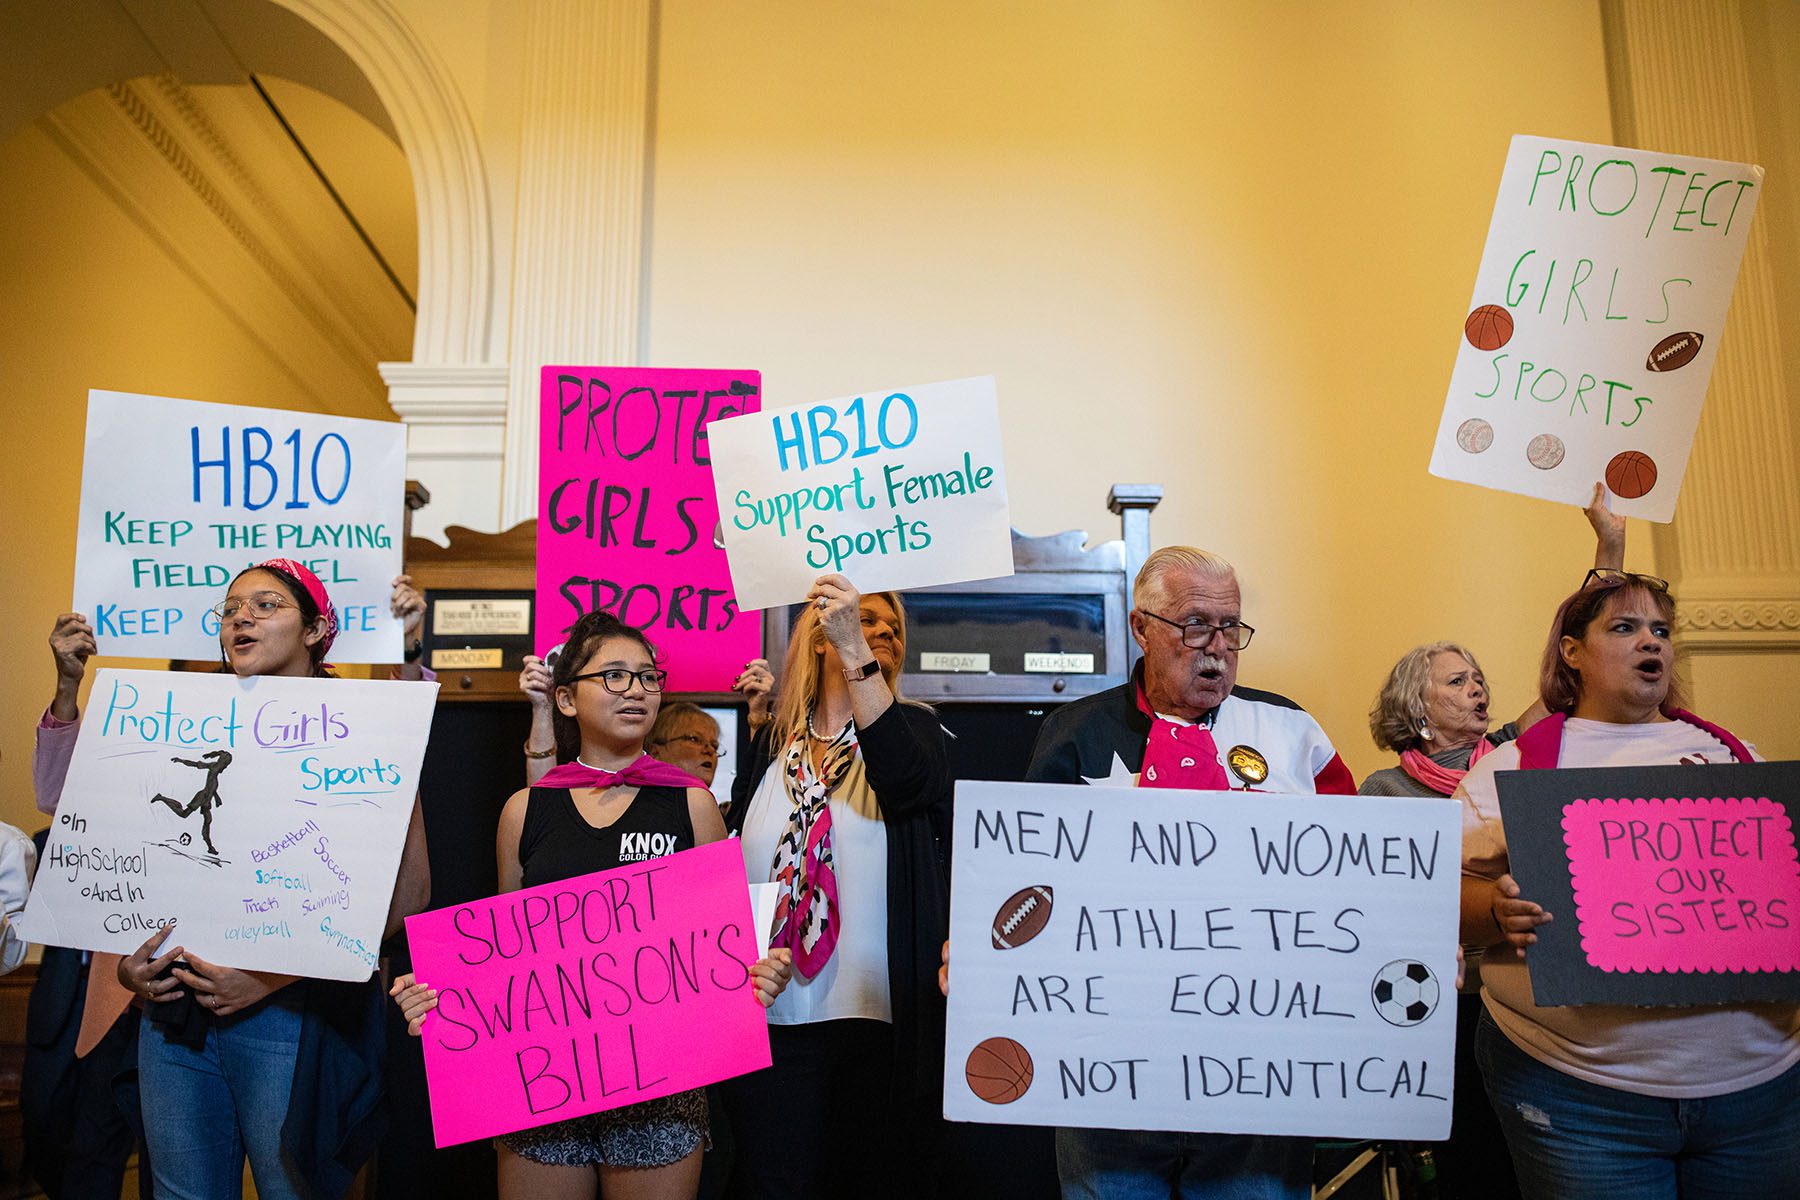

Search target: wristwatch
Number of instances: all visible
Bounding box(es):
[842,658,881,683]
[403,637,424,663]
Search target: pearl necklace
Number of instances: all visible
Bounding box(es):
[806,711,853,742]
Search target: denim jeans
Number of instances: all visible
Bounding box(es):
[138,994,308,1200]
[1054,1127,1311,1200]
[1476,1008,1800,1200]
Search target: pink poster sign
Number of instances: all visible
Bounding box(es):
[537,366,762,691]
[404,840,773,1146]
[1564,795,1800,974]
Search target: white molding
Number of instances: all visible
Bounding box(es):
[498,0,652,527]
[272,0,495,365]
[1603,1,1800,659]
[41,79,392,415]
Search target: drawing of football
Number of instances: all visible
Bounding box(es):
[1646,331,1703,372]
[1371,959,1440,1027]
[992,885,1054,950]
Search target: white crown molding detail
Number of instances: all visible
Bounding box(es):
[40,79,389,414]
[498,0,653,527]
[272,0,495,366]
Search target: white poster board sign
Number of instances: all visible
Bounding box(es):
[19,669,437,980]
[1429,136,1762,521]
[73,390,409,660]
[707,377,1013,609]
[945,781,1459,1140]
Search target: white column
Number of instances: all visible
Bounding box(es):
[380,363,508,542]
[1603,0,1800,649]
[498,0,653,527]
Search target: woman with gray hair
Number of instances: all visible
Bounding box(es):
[1360,484,1626,800]
[1359,641,1525,797]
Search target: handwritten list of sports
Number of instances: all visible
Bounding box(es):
[944,781,1460,1139]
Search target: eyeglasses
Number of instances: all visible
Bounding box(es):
[567,668,669,694]
[1136,609,1255,650]
[212,592,299,622]
[1582,568,1670,593]
[656,732,723,756]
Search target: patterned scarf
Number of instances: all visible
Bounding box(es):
[768,716,857,979]
[1134,681,1230,790]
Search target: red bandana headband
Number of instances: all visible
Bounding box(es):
[253,558,340,658]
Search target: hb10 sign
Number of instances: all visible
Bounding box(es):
[706,376,1013,611]
[72,390,408,662]
[945,781,1460,1140]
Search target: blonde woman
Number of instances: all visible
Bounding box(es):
[724,574,950,1199]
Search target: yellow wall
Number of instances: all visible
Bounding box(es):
[0,116,397,835]
[645,0,1662,780]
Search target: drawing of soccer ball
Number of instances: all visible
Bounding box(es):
[1371,959,1439,1027]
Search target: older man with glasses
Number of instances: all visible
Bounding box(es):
[1024,544,1355,1200]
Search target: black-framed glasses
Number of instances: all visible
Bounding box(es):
[568,668,669,694]
[1136,609,1255,650]
[212,591,298,622]
[1582,568,1670,593]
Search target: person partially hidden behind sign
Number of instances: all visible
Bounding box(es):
[33,562,433,1200]
[1457,571,1798,1200]
[392,610,792,1200]
[1023,545,1354,1200]
[1359,485,1625,1199]
[724,573,952,1199]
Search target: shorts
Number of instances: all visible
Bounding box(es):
[497,1089,709,1168]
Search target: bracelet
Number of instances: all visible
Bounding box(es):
[523,743,556,760]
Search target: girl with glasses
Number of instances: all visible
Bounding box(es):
[391,610,791,1200]
[33,561,432,1200]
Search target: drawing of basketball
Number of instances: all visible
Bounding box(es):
[965,1036,1034,1104]
[1464,305,1514,352]
[1455,418,1495,454]
[1605,451,1658,499]
[1525,433,1566,471]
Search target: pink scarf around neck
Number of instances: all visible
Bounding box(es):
[534,755,707,792]
[1399,736,1498,796]
[1514,709,1753,771]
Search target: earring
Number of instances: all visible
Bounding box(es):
[1419,720,1433,741]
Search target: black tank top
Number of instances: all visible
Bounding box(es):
[517,785,697,890]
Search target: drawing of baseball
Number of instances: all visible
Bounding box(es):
[1526,433,1566,470]
[1455,418,1494,454]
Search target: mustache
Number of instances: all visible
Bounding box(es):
[1196,655,1230,674]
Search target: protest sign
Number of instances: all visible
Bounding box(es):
[944,781,1460,1140]
[405,839,771,1146]
[73,390,408,661]
[18,669,437,980]
[1429,136,1762,521]
[537,366,762,692]
[707,376,1013,610]
[1496,761,1800,1005]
